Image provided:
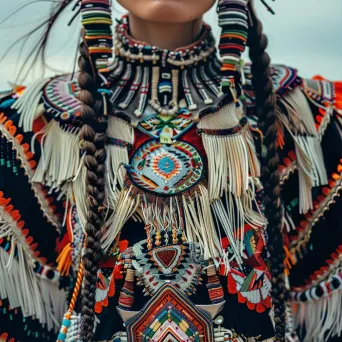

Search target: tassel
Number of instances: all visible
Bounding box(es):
[182,184,222,261]
[277,88,328,213]
[279,87,318,136]
[32,120,81,189]
[101,185,140,251]
[0,247,67,332]
[198,103,260,200]
[72,166,87,231]
[292,272,342,342]
[106,116,134,190]
[11,78,50,132]
[56,243,72,276]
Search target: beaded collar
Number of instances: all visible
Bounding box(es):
[114,15,216,68]
[107,16,227,124]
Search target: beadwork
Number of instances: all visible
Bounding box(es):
[128,140,204,195]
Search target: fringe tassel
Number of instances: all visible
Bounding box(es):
[212,185,267,267]
[72,166,87,231]
[279,87,317,136]
[198,103,260,200]
[278,88,328,213]
[295,290,342,342]
[32,120,81,189]
[182,183,222,261]
[106,116,134,190]
[0,247,66,332]
[11,78,50,132]
[101,182,224,264]
[56,243,72,276]
[101,185,140,251]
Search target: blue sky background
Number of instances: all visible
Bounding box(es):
[0,0,341,88]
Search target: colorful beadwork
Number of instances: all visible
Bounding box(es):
[42,75,81,124]
[81,0,113,72]
[216,0,249,93]
[138,109,194,143]
[109,16,223,119]
[227,267,272,313]
[128,140,204,195]
[122,241,205,297]
[125,284,214,342]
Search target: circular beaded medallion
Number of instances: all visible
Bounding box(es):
[42,74,81,122]
[128,140,204,195]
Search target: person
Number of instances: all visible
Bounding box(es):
[0,0,341,341]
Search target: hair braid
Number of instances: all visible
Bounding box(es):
[78,36,108,341]
[247,4,286,342]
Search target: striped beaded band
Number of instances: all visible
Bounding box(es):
[106,137,133,149]
[217,0,249,93]
[81,0,113,73]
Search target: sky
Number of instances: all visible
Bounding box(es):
[0,0,341,89]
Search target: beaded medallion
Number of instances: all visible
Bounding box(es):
[42,74,81,123]
[128,140,204,195]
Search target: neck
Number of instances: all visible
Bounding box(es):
[128,14,203,51]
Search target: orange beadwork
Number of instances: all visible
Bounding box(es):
[0,191,46,262]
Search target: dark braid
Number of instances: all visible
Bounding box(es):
[78,33,108,341]
[247,4,286,342]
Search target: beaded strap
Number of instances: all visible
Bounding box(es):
[80,0,113,73]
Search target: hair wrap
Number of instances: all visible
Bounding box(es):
[216,0,249,93]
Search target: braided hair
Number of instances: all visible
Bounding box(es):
[78,35,109,341]
[247,3,286,341]
[217,0,286,340]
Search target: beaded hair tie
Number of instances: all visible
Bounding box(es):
[80,0,113,74]
[216,0,275,95]
[217,0,249,95]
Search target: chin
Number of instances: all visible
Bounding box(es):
[118,0,215,23]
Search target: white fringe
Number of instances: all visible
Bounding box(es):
[0,247,67,332]
[32,120,81,189]
[106,116,134,190]
[182,184,222,261]
[101,183,225,264]
[101,185,140,251]
[72,166,87,232]
[11,78,50,132]
[295,290,342,342]
[278,88,328,213]
[198,103,260,200]
[211,184,267,267]
[279,87,317,136]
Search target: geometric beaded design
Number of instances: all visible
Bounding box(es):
[125,284,214,342]
[128,140,204,195]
